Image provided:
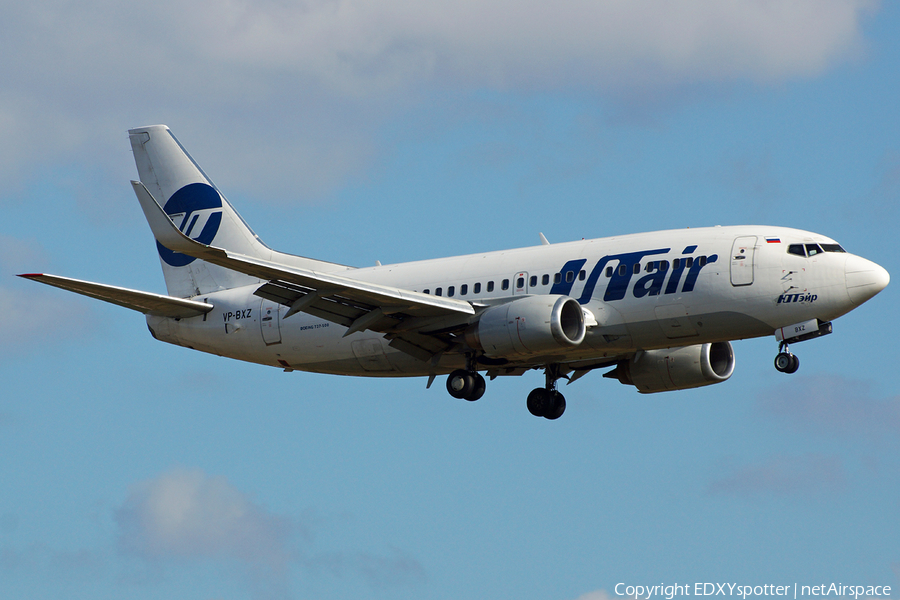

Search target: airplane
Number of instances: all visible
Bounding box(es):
[20,125,890,420]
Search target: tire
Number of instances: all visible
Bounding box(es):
[774,352,793,372]
[544,391,566,420]
[446,369,475,399]
[785,353,800,374]
[465,374,486,401]
[526,388,549,417]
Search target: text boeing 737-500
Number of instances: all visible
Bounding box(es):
[20,125,890,419]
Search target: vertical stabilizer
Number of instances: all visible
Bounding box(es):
[129,125,270,297]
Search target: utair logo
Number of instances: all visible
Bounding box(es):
[157,183,224,267]
[549,245,719,303]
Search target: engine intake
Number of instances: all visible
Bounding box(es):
[605,341,735,393]
[466,295,586,357]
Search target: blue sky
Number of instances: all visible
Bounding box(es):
[1,1,898,599]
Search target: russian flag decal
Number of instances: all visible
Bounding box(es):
[766,237,781,244]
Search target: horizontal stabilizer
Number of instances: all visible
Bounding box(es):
[18,273,214,318]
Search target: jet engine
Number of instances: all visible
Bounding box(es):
[605,342,735,393]
[465,295,586,357]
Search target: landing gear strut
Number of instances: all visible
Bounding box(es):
[526,365,566,420]
[774,341,800,374]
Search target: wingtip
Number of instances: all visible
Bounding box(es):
[17,273,43,279]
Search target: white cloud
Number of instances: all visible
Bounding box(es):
[3,0,874,92]
[0,0,877,201]
[116,468,295,598]
[115,468,293,566]
[114,467,426,595]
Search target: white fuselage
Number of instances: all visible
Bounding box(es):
[146,225,877,377]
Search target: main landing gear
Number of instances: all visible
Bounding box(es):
[446,368,486,401]
[445,358,567,419]
[774,341,800,374]
[526,365,566,420]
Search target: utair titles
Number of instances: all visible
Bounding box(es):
[548,245,717,304]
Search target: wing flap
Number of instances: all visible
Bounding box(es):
[18,273,214,318]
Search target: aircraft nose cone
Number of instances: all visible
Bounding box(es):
[845,255,890,306]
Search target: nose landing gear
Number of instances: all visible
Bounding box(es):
[774,342,800,374]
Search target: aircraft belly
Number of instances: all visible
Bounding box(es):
[621,311,773,348]
[653,304,698,339]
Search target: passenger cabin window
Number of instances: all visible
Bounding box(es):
[542,274,550,285]
[788,244,805,257]
[448,286,455,297]
[699,256,707,267]
[474,282,481,294]
[673,258,680,269]
[632,263,640,275]
[579,270,586,280]
[805,244,823,256]
[554,273,562,284]
[460,284,468,296]
[529,275,537,287]
[645,262,654,273]
[435,287,443,296]
[423,289,430,294]
[517,277,525,288]
[487,281,494,292]
[502,279,510,291]
[659,260,669,271]
[566,271,574,283]
[606,266,613,277]
[618,264,627,276]
[685,257,693,268]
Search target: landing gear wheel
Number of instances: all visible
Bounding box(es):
[527,364,569,419]
[446,369,475,399]
[466,373,486,402]
[543,391,566,420]
[526,388,550,417]
[774,352,800,374]
[447,370,486,401]
[786,353,800,374]
[774,353,792,372]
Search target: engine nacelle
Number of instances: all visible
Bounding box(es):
[465,295,586,357]
[607,341,735,393]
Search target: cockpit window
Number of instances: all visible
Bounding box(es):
[821,243,846,253]
[788,244,805,257]
[805,244,823,257]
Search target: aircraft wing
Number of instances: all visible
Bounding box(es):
[18,273,215,318]
[133,181,476,359]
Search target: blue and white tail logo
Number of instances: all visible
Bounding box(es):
[157,183,223,267]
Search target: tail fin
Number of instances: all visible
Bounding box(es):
[129,125,268,297]
[129,125,350,298]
